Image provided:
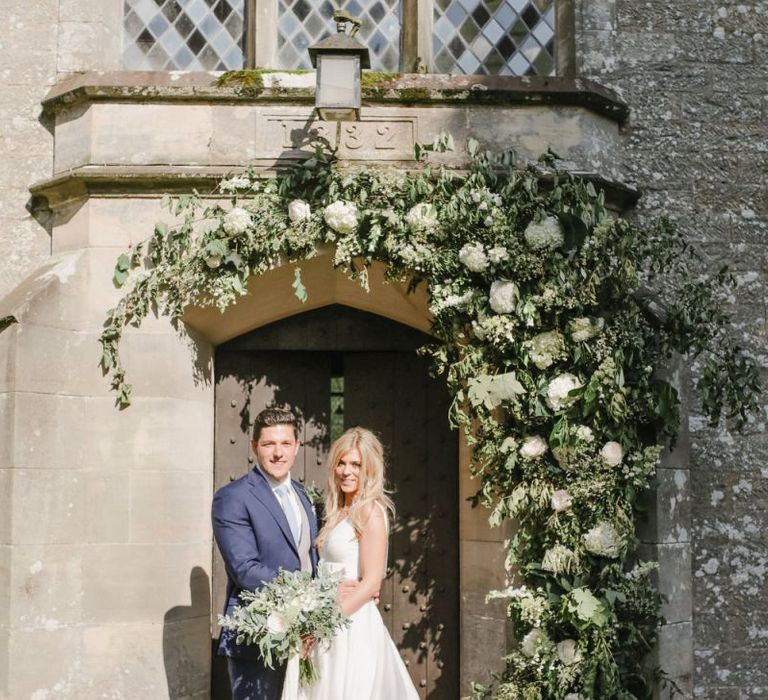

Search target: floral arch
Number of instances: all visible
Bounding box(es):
[101,138,758,699]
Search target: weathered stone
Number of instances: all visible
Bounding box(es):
[459,603,508,694]
[9,544,85,627]
[654,621,694,698]
[11,469,130,545]
[639,468,692,544]
[128,470,212,544]
[0,545,10,627]
[81,543,210,623]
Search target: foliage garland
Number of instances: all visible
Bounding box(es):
[100,137,759,699]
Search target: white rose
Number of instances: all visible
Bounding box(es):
[405,202,439,234]
[575,425,594,443]
[520,435,548,460]
[222,206,252,235]
[458,242,488,272]
[545,373,582,412]
[220,175,251,192]
[204,255,222,269]
[524,216,564,251]
[541,545,577,574]
[583,522,623,558]
[323,200,359,235]
[266,611,288,635]
[600,441,624,467]
[550,489,573,512]
[520,628,552,657]
[489,280,519,314]
[569,316,603,342]
[557,639,583,666]
[288,199,311,223]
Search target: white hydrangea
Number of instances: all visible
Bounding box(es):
[489,280,519,314]
[545,373,582,412]
[625,561,659,581]
[222,206,253,235]
[220,175,251,192]
[288,199,311,223]
[521,628,552,658]
[527,330,564,370]
[541,545,577,574]
[323,200,359,234]
[458,242,488,272]
[583,522,623,558]
[524,216,564,251]
[600,441,624,467]
[518,594,550,626]
[550,489,573,512]
[405,202,439,234]
[430,289,474,314]
[520,435,548,460]
[569,316,603,342]
[575,425,594,443]
[398,242,432,269]
[556,639,583,666]
[488,246,508,264]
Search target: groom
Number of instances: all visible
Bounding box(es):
[212,407,319,699]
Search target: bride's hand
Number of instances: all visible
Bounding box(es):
[300,635,316,660]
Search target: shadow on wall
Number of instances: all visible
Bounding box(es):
[163,566,213,700]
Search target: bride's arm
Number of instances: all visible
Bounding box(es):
[338,503,387,617]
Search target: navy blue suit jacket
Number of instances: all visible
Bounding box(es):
[212,467,319,659]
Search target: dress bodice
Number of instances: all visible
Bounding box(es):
[318,507,389,582]
[318,518,360,581]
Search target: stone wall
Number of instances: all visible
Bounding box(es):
[0,3,56,300]
[576,2,768,697]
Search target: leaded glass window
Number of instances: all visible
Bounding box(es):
[277,0,400,71]
[123,0,246,70]
[433,0,555,75]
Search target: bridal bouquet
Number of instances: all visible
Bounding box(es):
[219,569,349,687]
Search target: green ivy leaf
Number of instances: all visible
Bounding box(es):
[569,587,609,627]
[292,267,308,303]
[558,211,588,252]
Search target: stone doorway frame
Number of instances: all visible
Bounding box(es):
[185,251,511,692]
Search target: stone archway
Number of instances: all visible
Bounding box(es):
[182,254,510,696]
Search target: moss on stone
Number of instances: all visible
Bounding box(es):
[360,71,399,98]
[395,87,432,103]
[215,70,265,96]
[215,69,313,97]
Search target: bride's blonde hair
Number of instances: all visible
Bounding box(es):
[316,427,395,549]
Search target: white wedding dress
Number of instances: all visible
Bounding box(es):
[281,514,420,700]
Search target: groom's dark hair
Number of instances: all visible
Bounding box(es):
[252,407,300,441]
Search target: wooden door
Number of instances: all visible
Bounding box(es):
[212,306,458,699]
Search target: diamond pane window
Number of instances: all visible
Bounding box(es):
[123,0,245,71]
[433,0,555,75]
[277,0,400,71]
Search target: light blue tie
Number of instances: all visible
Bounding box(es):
[276,483,300,545]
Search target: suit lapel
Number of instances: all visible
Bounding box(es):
[247,469,299,558]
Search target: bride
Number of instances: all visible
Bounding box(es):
[282,427,420,700]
